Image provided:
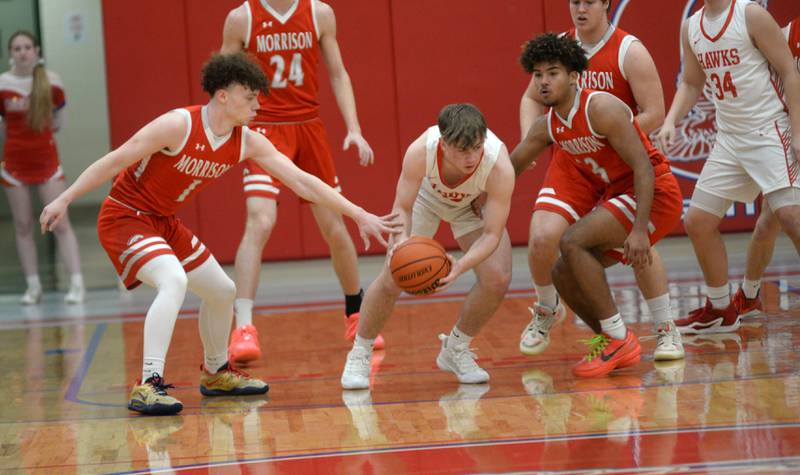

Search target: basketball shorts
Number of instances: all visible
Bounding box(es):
[243,117,341,203]
[534,149,604,224]
[0,162,64,187]
[97,198,211,290]
[411,189,484,239]
[693,118,798,204]
[602,172,683,263]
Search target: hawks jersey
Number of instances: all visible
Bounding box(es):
[567,25,639,110]
[547,89,670,196]
[785,17,799,65]
[109,105,246,216]
[419,126,504,211]
[0,71,65,178]
[688,0,788,134]
[244,0,320,122]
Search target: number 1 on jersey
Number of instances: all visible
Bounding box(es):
[270,53,304,88]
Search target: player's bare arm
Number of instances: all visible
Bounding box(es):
[39,112,188,232]
[590,93,655,267]
[389,134,427,248]
[658,21,707,150]
[220,4,248,53]
[245,129,400,249]
[623,41,666,134]
[747,3,800,157]
[317,1,374,166]
[440,147,514,289]
[510,115,551,176]
[520,77,547,140]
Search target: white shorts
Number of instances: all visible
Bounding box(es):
[411,191,484,239]
[693,118,798,203]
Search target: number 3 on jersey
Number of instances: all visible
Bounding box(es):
[270,53,304,88]
[709,71,737,100]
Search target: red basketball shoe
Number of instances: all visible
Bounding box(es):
[344,313,385,350]
[573,330,641,378]
[732,288,762,318]
[675,299,740,334]
[228,324,261,364]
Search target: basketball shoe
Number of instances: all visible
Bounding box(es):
[341,344,372,389]
[674,299,740,334]
[20,286,42,305]
[199,362,269,396]
[519,299,566,356]
[64,281,85,304]
[654,321,685,361]
[573,331,641,378]
[732,288,762,318]
[436,333,489,384]
[228,324,261,364]
[344,313,385,350]
[128,374,183,415]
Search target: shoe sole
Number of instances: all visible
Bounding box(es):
[128,401,183,415]
[436,355,489,384]
[519,342,548,356]
[677,318,741,335]
[200,385,269,397]
[653,349,686,361]
[739,309,761,318]
[229,349,262,364]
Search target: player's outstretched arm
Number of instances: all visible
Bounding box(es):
[220,4,248,53]
[747,4,800,158]
[624,41,666,134]
[39,112,187,233]
[317,1,374,166]
[246,130,400,249]
[439,147,514,289]
[520,77,547,141]
[509,115,550,176]
[658,21,706,150]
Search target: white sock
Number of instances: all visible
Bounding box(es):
[234,298,254,327]
[600,314,627,340]
[646,293,672,328]
[447,326,474,348]
[534,283,558,310]
[742,279,761,299]
[354,334,374,351]
[142,357,165,382]
[70,273,84,288]
[26,274,42,291]
[707,284,730,309]
[204,353,228,374]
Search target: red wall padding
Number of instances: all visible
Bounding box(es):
[101,0,798,263]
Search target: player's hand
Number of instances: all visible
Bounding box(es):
[343,132,374,167]
[656,121,676,152]
[470,192,488,218]
[434,254,461,293]
[624,228,652,269]
[356,211,402,250]
[39,198,68,234]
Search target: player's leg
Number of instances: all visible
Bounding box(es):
[767,191,800,252]
[633,249,684,360]
[735,203,779,316]
[38,177,84,303]
[188,255,268,397]
[436,227,512,384]
[3,183,41,304]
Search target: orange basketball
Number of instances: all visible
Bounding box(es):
[390,236,451,295]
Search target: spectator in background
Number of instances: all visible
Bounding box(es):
[0,31,84,304]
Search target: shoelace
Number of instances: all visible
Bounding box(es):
[145,374,175,396]
[578,334,610,362]
[220,362,252,379]
[450,345,481,373]
[345,348,371,373]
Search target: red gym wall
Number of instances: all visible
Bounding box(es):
[101,0,798,264]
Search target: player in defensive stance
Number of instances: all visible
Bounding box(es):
[512,33,683,378]
[658,1,800,334]
[341,104,515,389]
[39,53,398,415]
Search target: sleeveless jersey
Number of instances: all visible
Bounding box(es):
[688,0,788,134]
[244,0,320,122]
[419,126,503,211]
[0,70,65,177]
[547,89,670,196]
[109,105,246,216]
[567,25,639,110]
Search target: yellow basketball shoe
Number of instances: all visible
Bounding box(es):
[128,374,183,415]
[200,362,269,397]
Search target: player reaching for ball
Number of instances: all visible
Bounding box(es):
[340,103,515,389]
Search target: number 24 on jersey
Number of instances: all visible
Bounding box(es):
[270,53,304,88]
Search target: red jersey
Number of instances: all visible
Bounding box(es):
[0,71,65,181]
[787,17,799,63]
[109,106,245,216]
[245,0,320,122]
[566,25,639,110]
[548,89,670,196]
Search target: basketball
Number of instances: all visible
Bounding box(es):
[390,236,451,295]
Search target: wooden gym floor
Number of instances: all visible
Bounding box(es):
[0,233,799,474]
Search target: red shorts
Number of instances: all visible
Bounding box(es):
[1,161,64,187]
[602,172,683,262]
[97,198,211,290]
[244,117,340,203]
[534,149,604,224]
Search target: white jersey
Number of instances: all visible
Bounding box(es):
[688,0,788,134]
[418,125,503,212]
